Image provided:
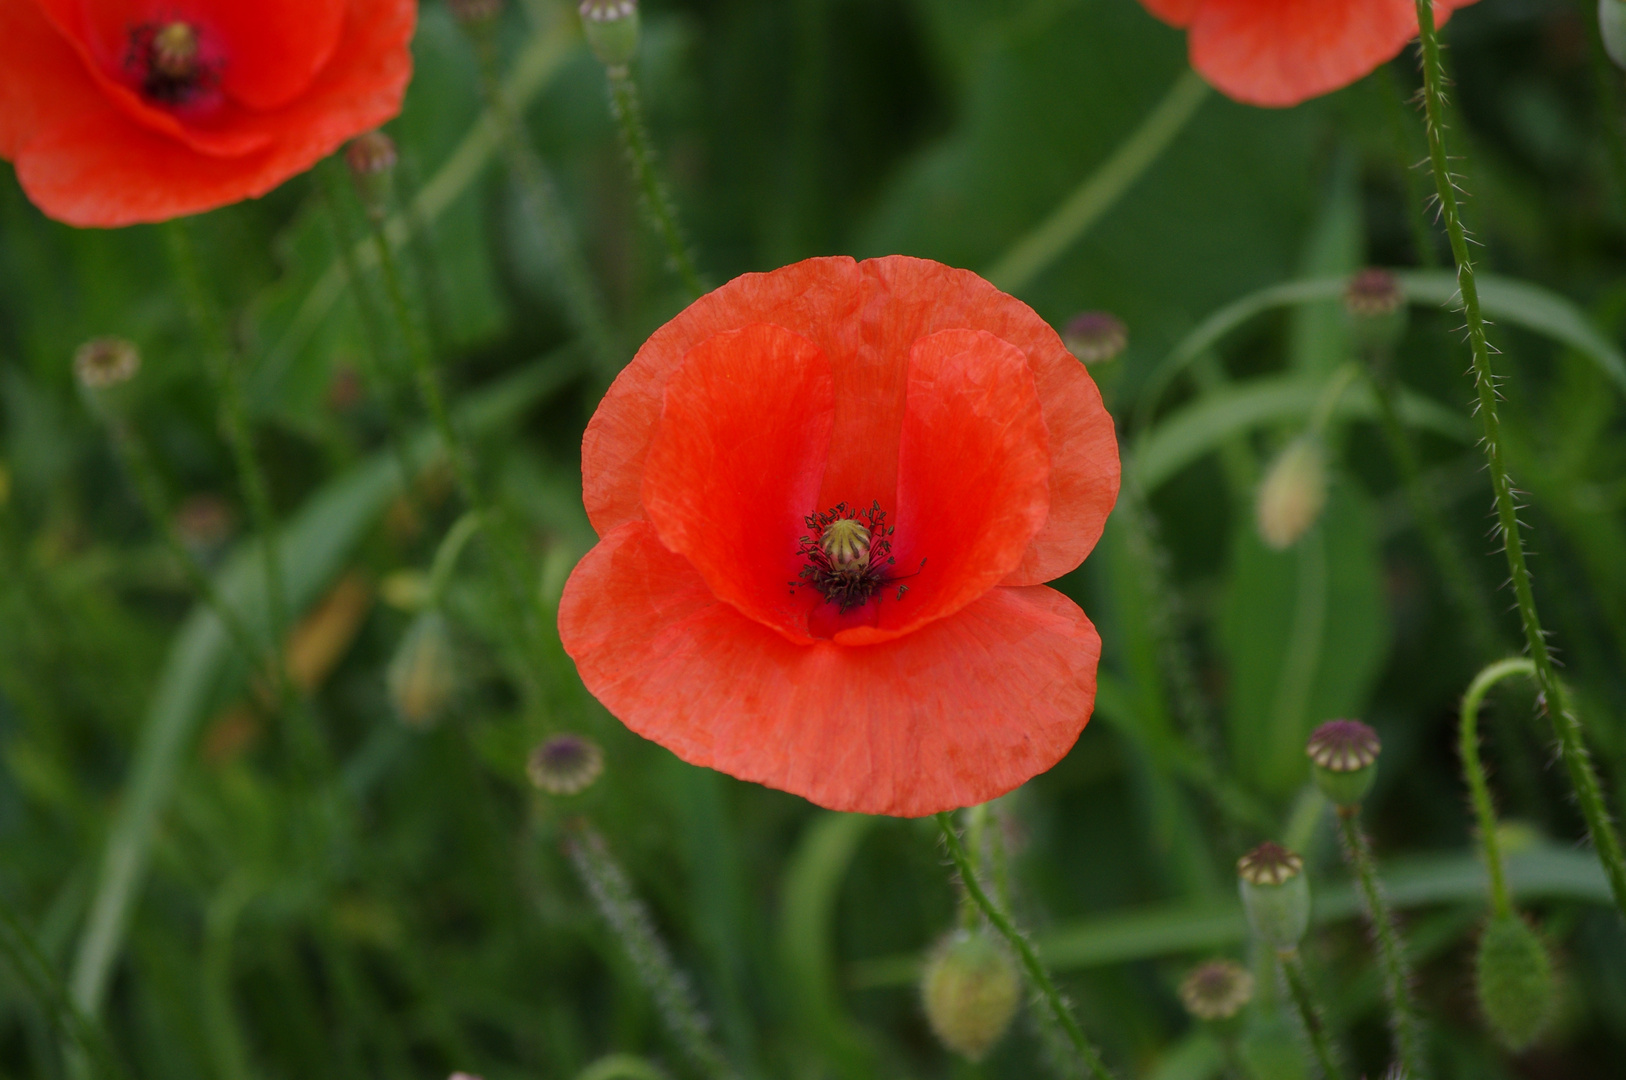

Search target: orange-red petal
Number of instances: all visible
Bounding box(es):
[641,324,833,642]
[559,522,1100,816]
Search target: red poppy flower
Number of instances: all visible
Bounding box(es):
[559,256,1120,816]
[1141,0,1479,107]
[0,0,415,227]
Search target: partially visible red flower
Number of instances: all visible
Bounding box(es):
[560,256,1120,816]
[0,0,415,227]
[1141,0,1479,107]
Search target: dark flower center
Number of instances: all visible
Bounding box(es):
[795,501,910,612]
[129,21,217,105]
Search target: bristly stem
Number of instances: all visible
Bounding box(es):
[1280,952,1346,1080]
[607,66,705,298]
[934,813,1115,1080]
[1412,0,1626,921]
[1335,810,1427,1078]
[1460,658,1537,919]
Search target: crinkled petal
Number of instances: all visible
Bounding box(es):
[641,324,833,643]
[559,522,1101,816]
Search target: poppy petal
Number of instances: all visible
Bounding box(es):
[559,522,1101,816]
[0,0,106,161]
[641,324,833,643]
[833,329,1050,646]
[1139,0,1201,28]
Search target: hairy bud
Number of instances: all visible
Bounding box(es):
[1255,436,1326,550]
[921,929,1021,1061]
[387,611,457,728]
[1475,914,1556,1051]
[1238,842,1310,953]
[1306,719,1381,808]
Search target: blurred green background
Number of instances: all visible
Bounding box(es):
[2,0,1626,1077]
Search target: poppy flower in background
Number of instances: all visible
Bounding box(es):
[1140,0,1480,107]
[560,256,1120,817]
[0,0,415,227]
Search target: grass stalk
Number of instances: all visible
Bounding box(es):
[1411,0,1626,921]
[934,813,1115,1080]
[1460,658,1538,919]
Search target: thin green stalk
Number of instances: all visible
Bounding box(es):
[934,813,1114,1080]
[985,70,1208,293]
[1412,0,1626,921]
[1280,952,1346,1080]
[1460,658,1537,919]
[0,898,127,1080]
[1335,810,1426,1079]
[1377,63,1440,270]
[607,68,704,298]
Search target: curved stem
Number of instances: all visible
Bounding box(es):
[607,68,705,298]
[1335,811,1427,1079]
[934,813,1115,1079]
[1412,0,1626,921]
[1280,951,1346,1080]
[1460,658,1537,919]
[985,70,1208,293]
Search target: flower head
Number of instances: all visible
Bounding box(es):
[1179,958,1255,1021]
[0,0,416,226]
[560,256,1120,816]
[1138,0,1481,108]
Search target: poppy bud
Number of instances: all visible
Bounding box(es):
[1179,958,1254,1024]
[580,0,640,71]
[73,337,141,390]
[1255,436,1326,550]
[1238,842,1310,954]
[345,131,398,221]
[1344,268,1408,358]
[387,611,457,728]
[1475,914,1556,1050]
[1603,0,1626,69]
[527,733,605,795]
[820,518,872,572]
[447,0,503,25]
[1062,311,1128,365]
[1305,719,1381,808]
[920,929,1022,1061]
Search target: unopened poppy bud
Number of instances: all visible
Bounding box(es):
[74,337,141,390]
[1475,914,1556,1050]
[1063,311,1128,365]
[1603,0,1626,69]
[527,733,605,794]
[387,611,457,727]
[921,929,1021,1061]
[1306,719,1381,808]
[820,517,872,572]
[580,0,640,71]
[1344,268,1408,357]
[447,0,503,25]
[1238,842,1310,953]
[345,131,397,220]
[1255,436,1326,550]
[1179,958,1254,1023]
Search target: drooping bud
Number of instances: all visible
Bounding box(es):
[345,131,398,221]
[1238,842,1310,953]
[1602,0,1626,70]
[447,0,503,25]
[1344,268,1408,357]
[1306,719,1381,808]
[1475,914,1556,1050]
[386,611,457,727]
[1255,436,1326,550]
[580,0,640,71]
[527,733,605,795]
[920,929,1021,1061]
[74,337,141,390]
[1179,958,1255,1023]
[820,517,872,573]
[1062,311,1128,365]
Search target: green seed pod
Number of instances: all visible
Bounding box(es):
[580,0,640,71]
[1305,719,1381,808]
[345,130,397,222]
[1179,958,1254,1032]
[1602,0,1626,70]
[527,733,605,795]
[1255,436,1326,550]
[1475,914,1556,1051]
[1238,843,1310,954]
[1343,268,1408,358]
[386,611,457,728]
[921,929,1021,1061]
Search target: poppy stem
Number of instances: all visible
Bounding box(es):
[934,813,1115,1079]
[606,66,706,298]
[985,69,1208,294]
[1460,658,1538,920]
[1333,809,1428,1079]
[1279,951,1346,1080]
[1412,0,1626,922]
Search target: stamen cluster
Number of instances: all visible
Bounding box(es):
[128,22,216,105]
[796,500,897,612]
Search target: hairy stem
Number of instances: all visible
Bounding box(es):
[1280,951,1345,1080]
[607,67,704,297]
[1460,658,1538,919]
[1412,0,1626,920]
[935,813,1114,1079]
[1336,810,1427,1078]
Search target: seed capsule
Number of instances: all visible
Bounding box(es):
[920,929,1021,1061]
[74,337,141,390]
[1305,718,1381,808]
[579,0,640,71]
[819,517,872,573]
[527,734,605,795]
[1179,958,1254,1022]
[1063,311,1128,365]
[1238,842,1310,953]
